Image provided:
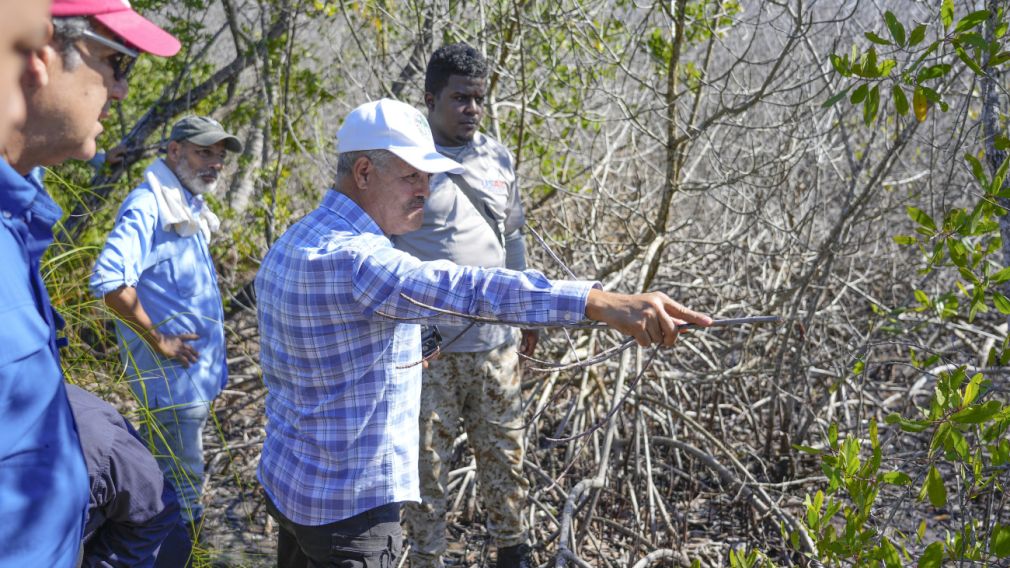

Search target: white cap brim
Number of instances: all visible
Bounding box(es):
[390,146,464,174]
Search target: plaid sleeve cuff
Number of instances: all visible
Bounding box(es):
[548,280,600,323]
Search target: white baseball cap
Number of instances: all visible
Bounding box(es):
[337,99,464,174]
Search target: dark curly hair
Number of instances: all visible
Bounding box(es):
[424,42,488,96]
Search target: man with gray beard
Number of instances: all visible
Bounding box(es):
[90,115,242,540]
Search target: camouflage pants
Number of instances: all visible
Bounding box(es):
[403,341,529,567]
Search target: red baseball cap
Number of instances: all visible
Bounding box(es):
[50,0,181,57]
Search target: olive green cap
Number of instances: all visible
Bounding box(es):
[169,116,242,152]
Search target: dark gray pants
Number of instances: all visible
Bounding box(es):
[266,496,402,568]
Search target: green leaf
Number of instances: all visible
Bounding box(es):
[829,54,849,76]
[992,51,1010,66]
[991,266,1010,284]
[870,418,879,448]
[917,64,952,82]
[909,24,928,46]
[885,413,932,432]
[941,0,955,30]
[994,155,1010,194]
[918,86,942,103]
[893,235,916,245]
[864,47,878,77]
[842,437,860,475]
[997,439,1010,465]
[970,295,986,320]
[951,400,1002,423]
[966,153,988,186]
[956,31,988,52]
[961,265,984,286]
[792,444,823,455]
[822,89,850,109]
[881,536,902,567]
[921,466,947,508]
[865,31,892,45]
[913,86,929,122]
[893,85,909,115]
[851,83,868,104]
[995,293,1010,315]
[955,10,991,34]
[964,373,983,405]
[956,46,984,75]
[864,85,880,125]
[882,471,913,485]
[919,541,944,568]
[945,429,969,460]
[907,206,937,231]
[805,492,822,528]
[885,12,906,46]
[992,524,1010,558]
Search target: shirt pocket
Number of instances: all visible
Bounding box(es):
[150,237,211,298]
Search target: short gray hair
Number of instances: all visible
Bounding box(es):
[335,149,395,180]
[51,17,92,70]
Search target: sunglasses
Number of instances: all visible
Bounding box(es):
[80,29,138,82]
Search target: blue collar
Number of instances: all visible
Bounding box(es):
[0,160,62,227]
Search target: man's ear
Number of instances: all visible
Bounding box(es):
[424,92,436,112]
[22,44,55,90]
[352,156,372,189]
[165,140,182,164]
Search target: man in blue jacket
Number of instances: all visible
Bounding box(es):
[0,0,180,565]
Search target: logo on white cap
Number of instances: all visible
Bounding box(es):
[413,112,431,138]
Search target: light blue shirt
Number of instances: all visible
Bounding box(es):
[90,161,226,408]
[255,190,596,525]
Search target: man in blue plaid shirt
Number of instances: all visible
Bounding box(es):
[255,98,712,568]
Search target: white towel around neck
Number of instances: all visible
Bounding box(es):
[144,158,220,243]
